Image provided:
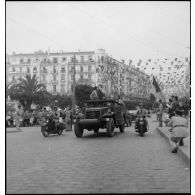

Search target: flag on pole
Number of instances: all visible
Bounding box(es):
[153,76,161,93]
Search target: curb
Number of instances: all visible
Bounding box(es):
[156,127,190,167]
[6,129,23,133]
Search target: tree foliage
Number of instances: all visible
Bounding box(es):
[149,93,156,103]
[75,84,94,107]
[52,94,72,109]
[8,74,46,110]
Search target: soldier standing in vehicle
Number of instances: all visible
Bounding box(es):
[96,84,106,100]
[90,86,99,100]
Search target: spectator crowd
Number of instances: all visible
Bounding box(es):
[6,105,84,131]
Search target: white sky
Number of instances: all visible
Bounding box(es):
[6,1,190,62]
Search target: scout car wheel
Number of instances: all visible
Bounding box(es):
[119,122,125,133]
[106,118,115,137]
[140,126,144,137]
[74,123,83,138]
[41,126,49,137]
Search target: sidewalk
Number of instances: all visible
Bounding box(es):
[156,118,190,167]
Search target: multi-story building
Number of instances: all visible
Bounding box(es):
[6,49,151,100]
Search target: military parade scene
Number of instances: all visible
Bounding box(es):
[6,1,191,194]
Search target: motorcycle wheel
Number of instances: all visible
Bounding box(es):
[57,127,63,135]
[41,126,49,137]
[140,126,144,137]
[106,118,115,137]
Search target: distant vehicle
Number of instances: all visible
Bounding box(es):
[128,110,137,122]
[74,99,125,138]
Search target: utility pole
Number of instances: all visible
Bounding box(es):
[72,53,76,115]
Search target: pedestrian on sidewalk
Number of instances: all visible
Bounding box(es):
[167,108,189,153]
[15,105,23,131]
[158,99,164,127]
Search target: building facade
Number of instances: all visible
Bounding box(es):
[6,49,151,100]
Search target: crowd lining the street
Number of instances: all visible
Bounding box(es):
[6,88,190,154]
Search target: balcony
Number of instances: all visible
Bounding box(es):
[68,61,95,65]
[50,71,58,74]
[50,80,58,84]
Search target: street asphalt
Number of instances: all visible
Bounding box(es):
[6,116,190,194]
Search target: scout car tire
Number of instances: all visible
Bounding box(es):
[74,123,84,138]
[41,126,49,137]
[119,122,125,133]
[106,118,115,137]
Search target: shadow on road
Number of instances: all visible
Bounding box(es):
[81,131,122,139]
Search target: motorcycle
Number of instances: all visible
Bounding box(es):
[41,116,65,137]
[135,115,149,137]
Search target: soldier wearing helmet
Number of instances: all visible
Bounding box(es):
[135,103,148,130]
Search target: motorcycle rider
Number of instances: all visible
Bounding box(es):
[135,103,148,131]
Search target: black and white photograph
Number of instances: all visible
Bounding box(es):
[5,1,191,194]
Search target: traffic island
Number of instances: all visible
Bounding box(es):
[156,126,190,167]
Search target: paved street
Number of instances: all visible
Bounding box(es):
[6,116,190,194]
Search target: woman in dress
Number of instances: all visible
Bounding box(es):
[167,108,189,153]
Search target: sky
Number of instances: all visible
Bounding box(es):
[6,1,190,63]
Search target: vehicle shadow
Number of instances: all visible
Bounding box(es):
[82,131,122,139]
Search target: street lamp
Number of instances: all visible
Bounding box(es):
[72,50,80,115]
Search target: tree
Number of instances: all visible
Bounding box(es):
[52,94,72,109]
[8,74,46,111]
[75,84,94,107]
[150,93,156,103]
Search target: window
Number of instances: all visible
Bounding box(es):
[62,57,66,62]
[43,58,47,63]
[27,67,30,73]
[12,67,15,72]
[43,67,47,73]
[43,75,46,82]
[12,76,15,81]
[61,84,65,93]
[80,56,84,62]
[33,67,37,73]
[53,75,56,81]
[53,67,57,73]
[53,58,58,63]
[20,67,22,72]
[61,67,65,73]
[80,75,83,80]
[20,59,24,64]
[61,74,65,81]
[88,55,93,61]
[27,59,31,64]
[88,74,91,80]
[88,65,91,72]
[80,66,83,72]
[70,57,74,63]
[71,75,74,80]
[53,85,56,92]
